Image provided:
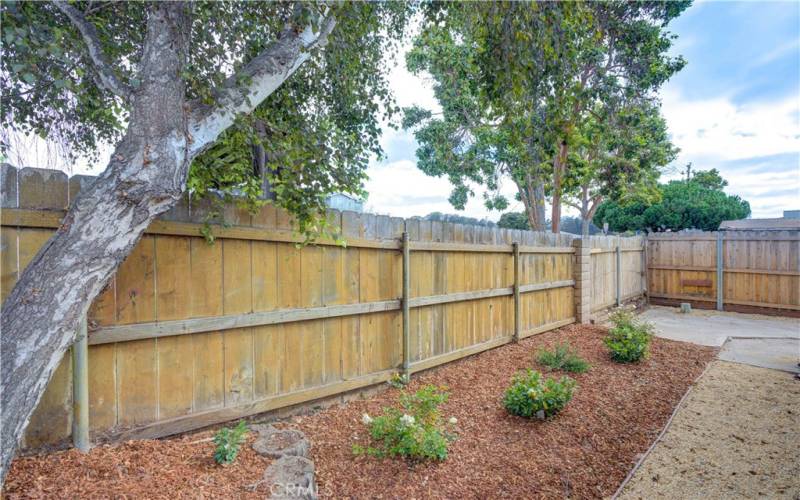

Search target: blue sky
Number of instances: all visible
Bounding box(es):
[364,0,800,220]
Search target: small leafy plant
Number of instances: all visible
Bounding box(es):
[604,310,654,363]
[536,343,590,373]
[354,385,456,461]
[213,420,249,465]
[387,372,410,389]
[503,369,577,419]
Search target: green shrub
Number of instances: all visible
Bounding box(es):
[354,385,456,461]
[604,310,654,363]
[503,369,577,419]
[213,420,249,465]
[536,343,590,373]
[387,372,410,389]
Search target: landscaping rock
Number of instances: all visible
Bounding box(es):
[263,456,317,500]
[253,426,310,459]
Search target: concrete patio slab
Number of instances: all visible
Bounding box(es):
[720,337,800,373]
[638,306,799,347]
[637,306,799,372]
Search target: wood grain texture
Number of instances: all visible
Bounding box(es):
[647,231,799,311]
[8,204,670,451]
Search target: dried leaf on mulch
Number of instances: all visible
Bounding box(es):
[4,324,715,499]
[291,324,715,499]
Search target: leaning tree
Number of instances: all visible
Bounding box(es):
[0,0,408,481]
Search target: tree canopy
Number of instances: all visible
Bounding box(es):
[594,169,752,232]
[2,1,410,235]
[403,1,688,233]
[0,0,412,483]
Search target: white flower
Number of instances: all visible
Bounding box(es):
[400,414,415,426]
[361,413,372,425]
[448,417,458,425]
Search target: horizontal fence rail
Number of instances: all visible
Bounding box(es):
[647,230,800,315]
[0,165,647,450]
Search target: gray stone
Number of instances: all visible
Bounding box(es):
[253,426,310,459]
[263,456,317,500]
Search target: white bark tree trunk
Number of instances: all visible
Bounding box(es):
[0,3,335,483]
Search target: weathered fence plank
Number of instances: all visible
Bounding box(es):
[1,167,654,449]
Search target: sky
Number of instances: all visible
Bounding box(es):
[13,1,800,221]
[363,0,800,220]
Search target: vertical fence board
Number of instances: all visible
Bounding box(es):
[4,193,671,449]
[222,239,253,406]
[115,236,157,427]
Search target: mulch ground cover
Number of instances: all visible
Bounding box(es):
[294,324,715,499]
[4,323,715,499]
[3,432,271,499]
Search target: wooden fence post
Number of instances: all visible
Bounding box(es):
[72,315,90,452]
[615,235,622,307]
[401,231,411,376]
[642,235,649,301]
[512,242,520,342]
[716,231,724,311]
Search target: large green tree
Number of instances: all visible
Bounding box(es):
[562,101,677,236]
[0,1,408,481]
[594,169,752,232]
[406,1,689,233]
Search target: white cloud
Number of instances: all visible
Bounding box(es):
[363,159,522,220]
[659,87,800,218]
[661,88,800,163]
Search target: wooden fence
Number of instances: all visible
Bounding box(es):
[647,230,800,316]
[0,166,645,450]
[589,235,646,313]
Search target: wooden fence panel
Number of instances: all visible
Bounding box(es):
[588,235,645,312]
[647,231,800,313]
[3,167,662,449]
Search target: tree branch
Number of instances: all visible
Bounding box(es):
[53,0,132,102]
[187,14,336,157]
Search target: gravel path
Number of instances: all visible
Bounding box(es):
[619,360,800,499]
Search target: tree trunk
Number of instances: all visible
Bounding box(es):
[519,176,547,232]
[0,3,192,481]
[551,142,568,234]
[532,182,546,231]
[0,4,335,483]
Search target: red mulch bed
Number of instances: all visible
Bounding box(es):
[3,432,272,499]
[294,324,715,499]
[3,324,715,499]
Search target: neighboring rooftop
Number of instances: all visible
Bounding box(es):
[719,212,800,231]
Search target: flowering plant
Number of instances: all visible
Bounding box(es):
[354,385,456,461]
[503,369,577,419]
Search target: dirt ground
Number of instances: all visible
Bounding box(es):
[3,431,272,499]
[291,324,714,499]
[619,360,800,500]
[3,324,715,499]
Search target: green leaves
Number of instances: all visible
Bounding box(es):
[3,1,411,241]
[406,1,688,229]
[604,311,654,363]
[212,421,249,465]
[503,369,577,419]
[356,385,455,461]
[594,169,751,232]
